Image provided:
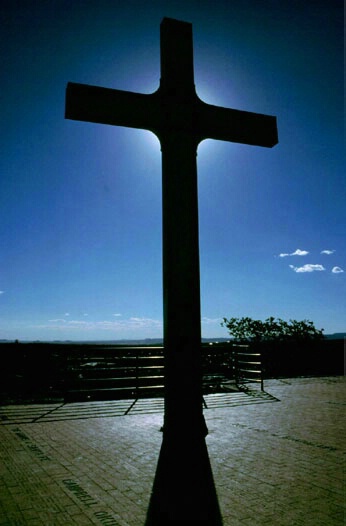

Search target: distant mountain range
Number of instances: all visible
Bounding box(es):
[0,337,230,345]
[324,333,346,340]
[0,334,345,344]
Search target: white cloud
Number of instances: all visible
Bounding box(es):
[292,249,309,256]
[0,291,4,295]
[113,313,122,317]
[36,316,164,335]
[321,250,335,255]
[279,249,309,257]
[202,317,221,325]
[289,264,326,273]
[332,266,344,274]
[128,317,162,327]
[96,321,115,327]
[65,313,70,317]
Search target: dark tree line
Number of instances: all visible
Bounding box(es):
[221,317,324,344]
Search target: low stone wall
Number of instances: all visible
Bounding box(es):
[259,338,344,378]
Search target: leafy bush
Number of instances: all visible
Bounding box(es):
[221,316,324,344]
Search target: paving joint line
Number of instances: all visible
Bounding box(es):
[231,422,342,452]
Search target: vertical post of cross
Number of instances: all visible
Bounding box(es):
[161,131,206,438]
[159,18,207,440]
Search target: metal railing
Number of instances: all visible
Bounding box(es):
[0,342,264,403]
[64,346,165,401]
[232,345,264,391]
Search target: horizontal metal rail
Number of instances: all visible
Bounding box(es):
[232,345,264,391]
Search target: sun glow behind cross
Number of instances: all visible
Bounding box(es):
[142,129,161,152]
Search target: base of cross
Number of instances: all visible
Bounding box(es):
[145,432,223,524]
[160,411,209,437]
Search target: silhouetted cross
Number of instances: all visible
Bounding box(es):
[65,18,278,440]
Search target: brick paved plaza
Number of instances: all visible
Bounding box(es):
[0,376,345,525]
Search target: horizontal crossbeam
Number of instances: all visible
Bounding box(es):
[66,82,278,148]
[197,100,278,147]
[65,83,160,134]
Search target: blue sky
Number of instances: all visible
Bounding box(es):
[1,0,344,341]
